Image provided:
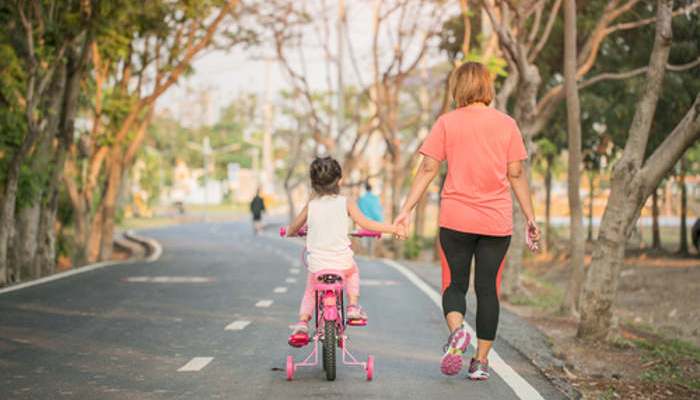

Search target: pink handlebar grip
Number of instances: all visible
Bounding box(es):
[280,225,308,237]
[351,229,381,238]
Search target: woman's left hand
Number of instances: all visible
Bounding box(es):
[393,211,411,240]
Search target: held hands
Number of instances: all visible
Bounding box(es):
[392,210,410,240]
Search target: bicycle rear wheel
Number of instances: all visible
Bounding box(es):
[323,320,336,381]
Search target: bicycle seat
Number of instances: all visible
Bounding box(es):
[317,274,343,284]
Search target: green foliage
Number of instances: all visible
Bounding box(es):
[403,235,422,259]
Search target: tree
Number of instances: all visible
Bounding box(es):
[578,0,700,339]
[479,0,700,301]
[63,0,240,263]
[0,0,97,284]
[562,0,586,314]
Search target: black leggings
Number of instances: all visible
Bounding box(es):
[439,227,511,341]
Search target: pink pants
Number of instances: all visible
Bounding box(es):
[299,264,360,317]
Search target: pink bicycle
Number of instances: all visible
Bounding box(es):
[279,226,380,382]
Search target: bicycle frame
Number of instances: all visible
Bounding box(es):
[281,226,376,381]
[291,273,368,371]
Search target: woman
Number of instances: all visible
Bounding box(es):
[394,62,540,380]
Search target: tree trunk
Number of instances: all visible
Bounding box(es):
[14,204,41,280]
[651,189,661,249]
[578,0,677,339]
[578,163,635,339]
[544,155,553,253]
[679,157,688,255]
[86,211,104,263]
[0,164,22,285]
[562,0,586,315]
[588,171,595,241]
[98,155,125,261]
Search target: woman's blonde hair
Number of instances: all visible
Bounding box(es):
[450,62,494,107]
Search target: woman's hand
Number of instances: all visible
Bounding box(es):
[526,219,541,252]
[393,210,411,240]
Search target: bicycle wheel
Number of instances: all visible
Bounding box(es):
[323,320,336,381]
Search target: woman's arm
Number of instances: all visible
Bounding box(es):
[285,204,308,237]
[394,156,442,229]
[507,160,541,242]
[347,200,399,235]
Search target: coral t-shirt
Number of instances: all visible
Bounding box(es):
[419,106,528,236]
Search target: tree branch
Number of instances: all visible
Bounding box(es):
[640,93,700,198]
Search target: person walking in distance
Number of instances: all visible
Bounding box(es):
[357,182,384,256]
[250,188,266,235]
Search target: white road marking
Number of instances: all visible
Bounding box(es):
[123,276,214,283]
[255,300,274,308]
[289,268,300,275]
[273,286,288,294]
[177,357,213,372]
[285,277,297,284]
[225,320,251,331]
[361,279,400,286]
[382,259,546,400]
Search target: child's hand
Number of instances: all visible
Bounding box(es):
[393,223,408,240]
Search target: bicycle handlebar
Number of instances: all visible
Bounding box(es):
[279,226,381,239]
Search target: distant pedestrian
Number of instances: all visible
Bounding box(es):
[358,182,384,255]
[250,189,266,235]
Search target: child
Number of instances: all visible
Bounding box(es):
[284,157,404,344]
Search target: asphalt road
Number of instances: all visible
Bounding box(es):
[0,221,565,400]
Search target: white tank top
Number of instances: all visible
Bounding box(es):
[306,195,354,273]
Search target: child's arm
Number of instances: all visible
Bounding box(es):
[286,204,308,237]
[347,199,398,235]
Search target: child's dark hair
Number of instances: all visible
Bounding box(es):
[310,157,342,195]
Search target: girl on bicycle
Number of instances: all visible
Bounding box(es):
[284,156,404,344]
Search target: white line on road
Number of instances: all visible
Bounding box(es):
[177,357,213,372]
[255,300,274,308]
[273,286,288,294]
[285,277,297,284]
[382,259,546,400]
[289,268,300,275]
[225,320,251,331]
[123,276,214,283]
[361,279,400,286]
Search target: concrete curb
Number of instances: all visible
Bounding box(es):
[0,231,163,296]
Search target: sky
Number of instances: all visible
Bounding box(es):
[156,1,455,127]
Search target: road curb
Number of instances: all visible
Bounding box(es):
[0,231,163,296]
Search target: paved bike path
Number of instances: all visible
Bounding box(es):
[0,221,564,399]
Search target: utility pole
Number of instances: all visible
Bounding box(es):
[337,0,345,140]
[262,60,275,195]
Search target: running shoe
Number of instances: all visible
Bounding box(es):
[440,323,470,375]
[346,304,367,320]
[468,358,490,380]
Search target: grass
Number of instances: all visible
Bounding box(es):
[634,337,700,390]
[507,270,565,312]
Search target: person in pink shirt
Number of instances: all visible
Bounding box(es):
[395,62,540,380]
